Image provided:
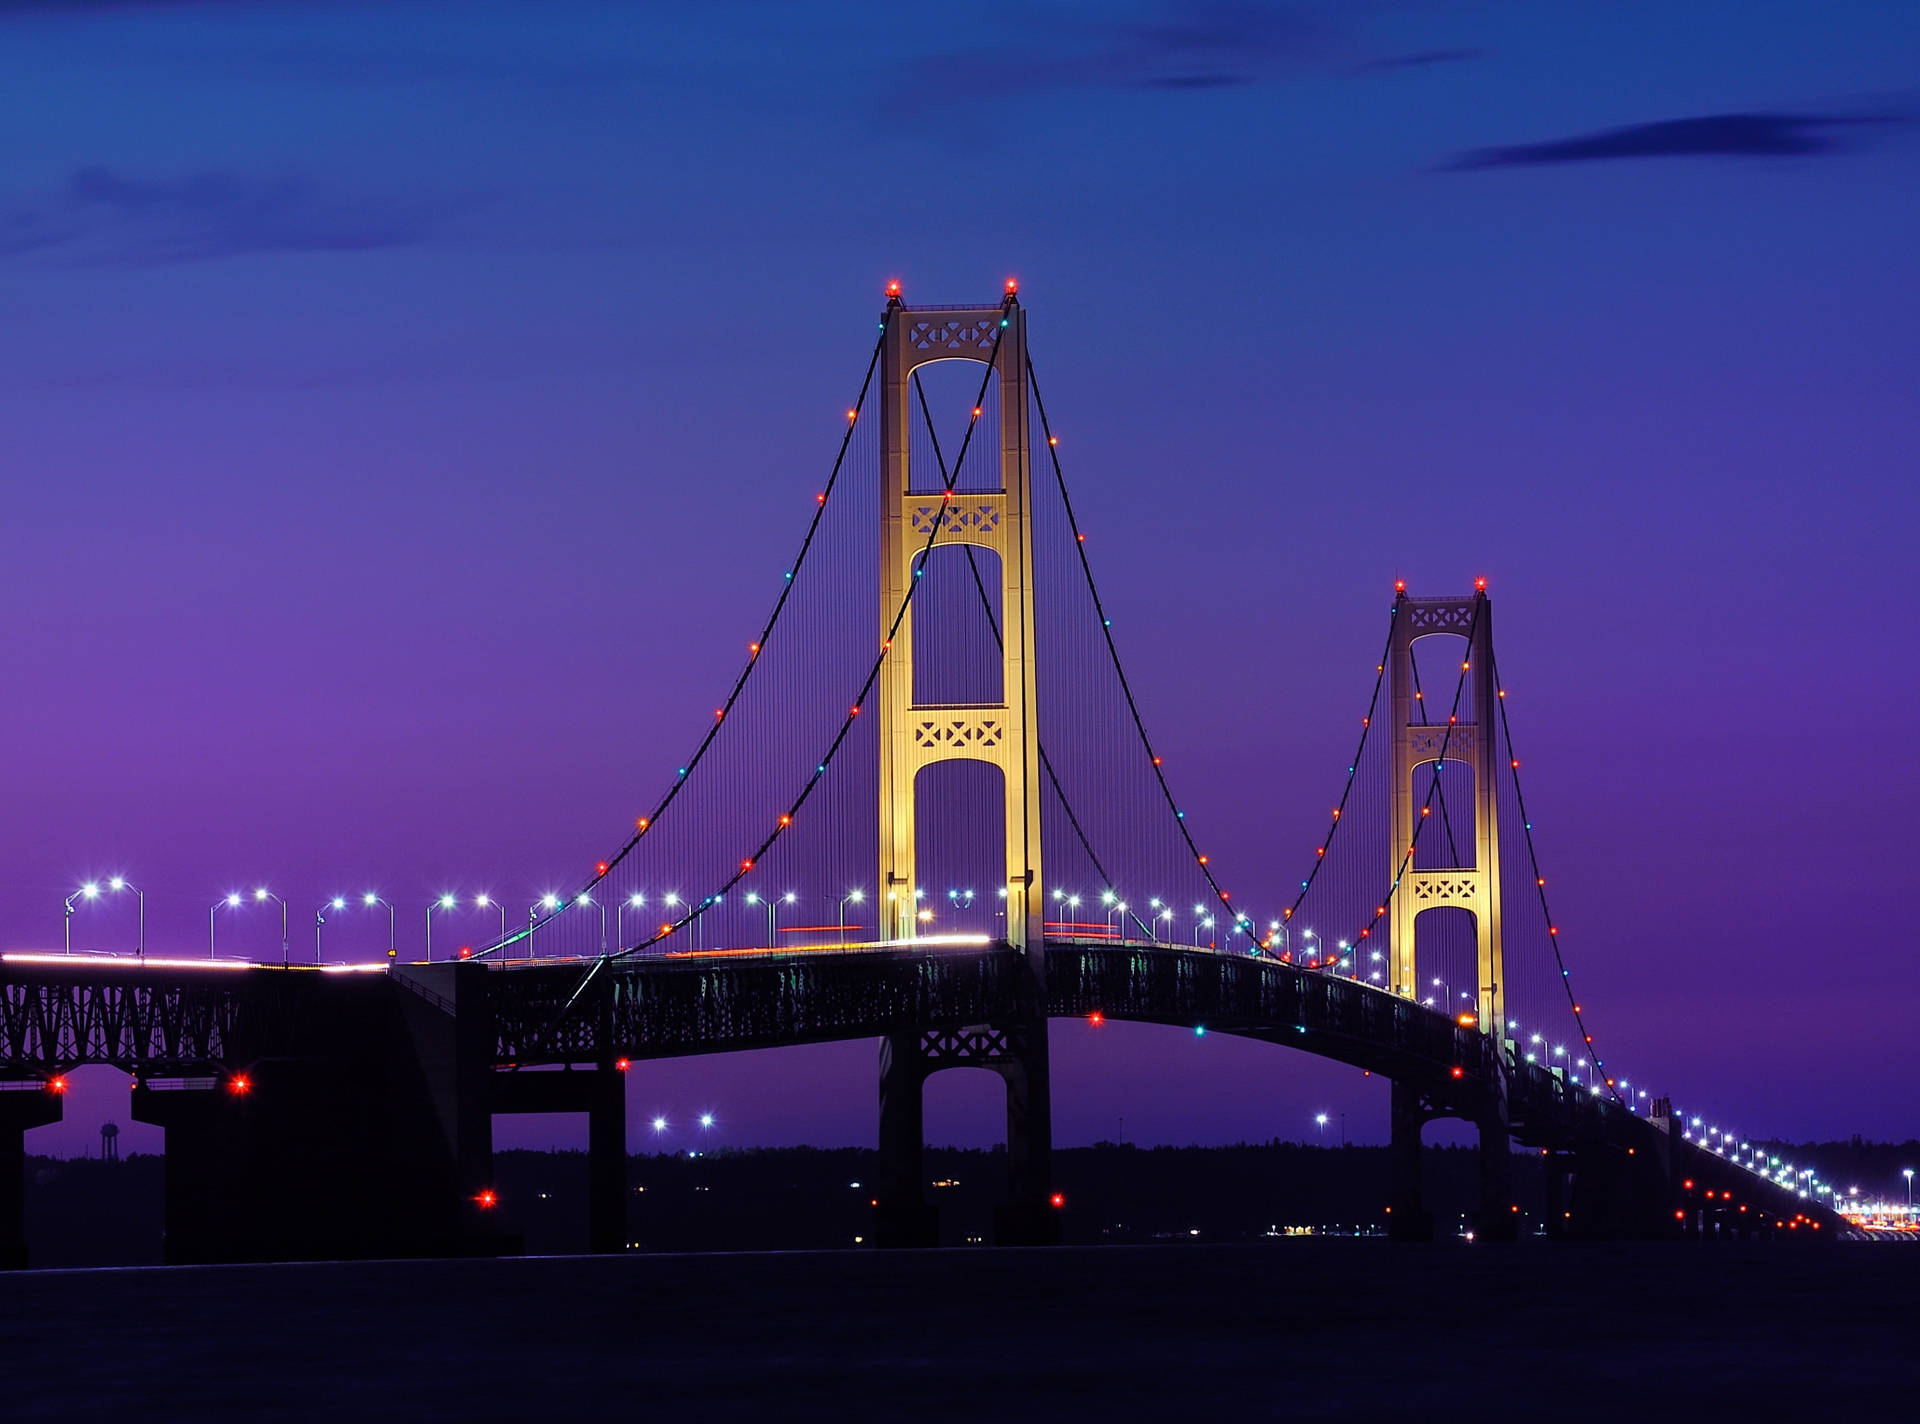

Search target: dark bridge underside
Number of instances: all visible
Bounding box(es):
[0,945,1843,1236]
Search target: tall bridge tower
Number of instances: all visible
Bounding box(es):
[875,289,1044,951]
[874,288,1053,1246]
[1388,586,1505,1036]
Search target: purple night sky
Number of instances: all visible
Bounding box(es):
[2,1,1915,1158]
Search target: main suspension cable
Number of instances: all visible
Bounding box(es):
[1490,643,1623,1106]
[475,319,889,958]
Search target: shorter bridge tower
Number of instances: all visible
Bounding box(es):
[1386,584,1513,1240]
[1388,585,1503,1036]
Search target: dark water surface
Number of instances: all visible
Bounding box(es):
[2,1242,1910,1420]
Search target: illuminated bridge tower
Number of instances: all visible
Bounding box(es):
[874,287,1053,1247]
[1386,584,1513,1240]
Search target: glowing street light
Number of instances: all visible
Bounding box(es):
[839,889,865,937]
[62,882,103,955]
[424,893,460,962]
[1905,1168,1914,1210]
[208,892,244,959]
[529,894,561,959]
[1314,1112,1329,1141]
[578,892,607,953]
[745,892,794,948]
[651,1115,668,1134]
[618,892,647,948]
[315,896,347,963]
[249,888,288,964]
[104,877,146,958]
[364,893,396,959]
[474,894,506,942]
[699,1112,715,1131]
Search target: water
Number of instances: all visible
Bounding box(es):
[2,1242,1907,1420]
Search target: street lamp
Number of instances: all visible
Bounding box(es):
[529,894,561,958]
[254,888,288,965]
[1314,1112,1329,1142]
[578,892,606,953]
[315,896,346,963]
[475,894,506,944]
[1904,1168,1914,1211]
[839,889,864,939]
[426,893,459,962]
[107,877,145,958]
[63,882,101,954]
[364,893,396,959]
[210,892,241,959]
[618,892,647,948]
[947,888,975,922]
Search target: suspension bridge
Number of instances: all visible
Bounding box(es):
[0,285,1847,1265]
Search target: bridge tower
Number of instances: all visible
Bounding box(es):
[874,287,1053,1246]
[1387,585,1504,1036]
[1386,585,1513,1241]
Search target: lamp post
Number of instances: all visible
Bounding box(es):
[364,893,395,960]
[315,897,346,964]
[254,888,287,965]
[1905,1168,1914,1212]
[107,877,146,958]
[618,893,646,948]
[662,893,686,949]
[63,882,102,954]
[529,894,560,959]
[210,892,241,959]
[475,894,506,944]
[947,888,975,923]
[839,889,864,940]
[1314,1112,1328,1142]
[1302,928,1319,965]
[426,893,458,962]
[580,893,607,953]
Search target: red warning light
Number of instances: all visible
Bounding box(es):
[1450,1066,1464,1079]
[227,1073,252,1097]
[1473,576,1487,591]
[474,1188,498,1210]
[615,1057,631,1072]
[1394,579,1406,593]
[1005,278,1019,295]
[47,1075,68,1096]
[1049,1192,1065,1208]
[458,946,472,960]
[595,862,609,876]
[1088,1011,1104,1027]
[885,279,901,298]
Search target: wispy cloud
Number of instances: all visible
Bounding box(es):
[888,1,1332,110]
[0,166,476,265]
[1444,111,1904,170]
[1352,47,1482,76]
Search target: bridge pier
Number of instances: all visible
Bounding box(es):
[875,1021,1056,1249]
[0,1088,62,1269]
[1387,1080,1434,1242]
[490,1065,628,1254]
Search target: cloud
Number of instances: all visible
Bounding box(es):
[0,166,475,265]
[1444,111,1903,170]
[888,2,1332,110]
[1352,48,1482,76]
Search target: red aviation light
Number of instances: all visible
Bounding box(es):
[458,946,472,960]
[1088,1012,1104,1027]
[47,1075,68,1096]
[474,1188,498,1210]
[615,1058,631,1072]
[1450,1066,1464,1079]
[1394,579,1406,593]
[596,862,609,876]
[227,1073,252,1097]
[1005,278,1019,295]
[885,279,901,298]
[1473,576,1487,592]
[1049,1192,1065,1209]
